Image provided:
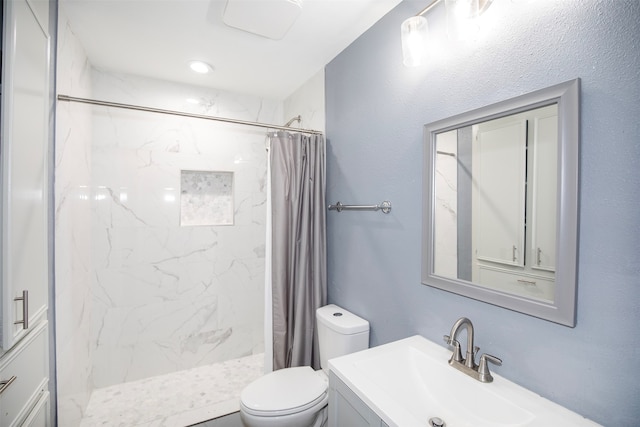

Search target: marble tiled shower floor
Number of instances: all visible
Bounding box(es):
[80,354,264,427]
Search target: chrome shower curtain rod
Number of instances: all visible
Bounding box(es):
[57,94,323,135]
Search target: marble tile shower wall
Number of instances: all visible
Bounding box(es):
[88,72,282,388]
[55,12,94,426]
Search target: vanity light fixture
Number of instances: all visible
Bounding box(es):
[401,0,492,67]
[401,15,428,67]
[188,60,214,74]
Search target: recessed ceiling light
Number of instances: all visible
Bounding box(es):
[188,60,213,74]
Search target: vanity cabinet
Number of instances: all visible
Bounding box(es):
[328,372,389,427]
[0,0,52,425]
[21,390,51,427]
[0,321,49,426]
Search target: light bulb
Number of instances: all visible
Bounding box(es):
[401,16,428,67]
[446,0,481,40]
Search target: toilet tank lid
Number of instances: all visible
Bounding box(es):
[317,304,369,334]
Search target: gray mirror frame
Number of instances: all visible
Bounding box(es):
[422,79,580,327]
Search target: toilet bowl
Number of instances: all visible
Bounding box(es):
[239,304,369,427]
[240,366,328,427]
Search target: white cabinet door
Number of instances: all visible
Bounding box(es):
[329,372,385,427]
[22,391,51,427]
[1,0,50,350]
[530,112,558,272]
[473,118,527,268]
[0,321,49,427]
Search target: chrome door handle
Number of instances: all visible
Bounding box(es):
[0,376,17,395]
[14,290,29,330]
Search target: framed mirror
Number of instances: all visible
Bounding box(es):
[422,79,580,326]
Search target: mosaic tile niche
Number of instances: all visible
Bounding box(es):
[180,170,234,226]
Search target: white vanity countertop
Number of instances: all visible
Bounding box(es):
[329,335,600,427]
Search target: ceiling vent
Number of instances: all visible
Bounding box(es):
[223,0,303,40]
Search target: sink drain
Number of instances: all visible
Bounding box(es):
[429,417,446,427]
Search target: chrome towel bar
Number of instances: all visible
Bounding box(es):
[328,201,392,214]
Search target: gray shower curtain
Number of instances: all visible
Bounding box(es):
[270,131,327,371]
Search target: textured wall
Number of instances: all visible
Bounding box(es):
[325,0,640,425]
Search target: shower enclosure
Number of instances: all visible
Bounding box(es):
[87,72,269,387]
[55,17,279,423]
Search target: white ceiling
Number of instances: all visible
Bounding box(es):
[60,0,402,100]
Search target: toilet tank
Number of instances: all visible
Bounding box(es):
[316,304,369,371]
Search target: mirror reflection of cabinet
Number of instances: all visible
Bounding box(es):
[423,79,579,327]
[0,0,51,425]
[471,105,557,302]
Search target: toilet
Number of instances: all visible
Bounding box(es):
[239,304,369,427]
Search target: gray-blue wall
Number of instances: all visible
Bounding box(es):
[325,1,640,425]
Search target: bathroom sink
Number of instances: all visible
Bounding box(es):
[328,335,599,427]
[354,343,533,426]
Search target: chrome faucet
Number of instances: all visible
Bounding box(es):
[443,317,502,383]
[445,317,477,369]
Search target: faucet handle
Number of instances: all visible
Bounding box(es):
[478,353,502,383]
[443,335,463,362]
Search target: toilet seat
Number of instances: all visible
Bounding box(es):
[240,366,328,417]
